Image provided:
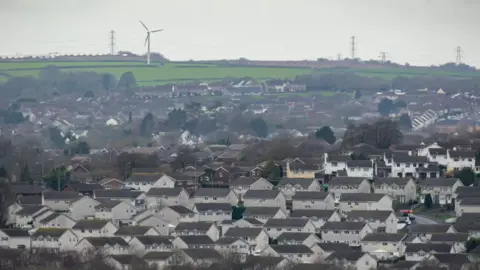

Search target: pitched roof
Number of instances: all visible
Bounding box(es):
[84,237,129,247]
[194,203,232,212]
[94,189,143,199]
[243,207,281,216]
[72,219,110,230]
[43,191,81,201]
[277,232,314,242]
[292,191,329,201]
[316,242,352,252]
[181,248,222,260]
[177,235,215,245]
[0,229,30,237]
[264,218,309,228]
[270,245,313,254]
[167,205,195,215]
[243,190,280,199]
[326,251,367,262]
[430,233,469,242]
[345,210,393,220]
[32,228,69,238]
[361,233,406,242]
[339,193,386,202]
[422,178,460,187]
[431,253,471,265]
[125,174,161,183]
[321,221,367,231]
[231,177,267,186]
[114,226,153,236]
[194,188,231,197]
[174,222,213,232]
[278,178,317,188]
[224,227,264,237]
[405,243,452,253]
[290,209,337,219]
[329,177,367,186]
[134,235,172,246]
[142,251,173,260]
[373,177,412,187]
[410,224,452,234]
[346,160,372,168]
[145,188,184,197]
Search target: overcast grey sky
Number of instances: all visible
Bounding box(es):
[1,0,479,66]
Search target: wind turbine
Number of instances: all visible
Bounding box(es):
[140,20,163,65]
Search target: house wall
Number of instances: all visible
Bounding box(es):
[330,180,371,200]
[43,199,72,212]
[456,205,480,217]
[71,197,100,220]
[232,179,274,195]
[72,222,117,238]
[153,175,176,188]
[243,195,286,211]
[197,210,231,223]
[321,225,372,246]
[292,195,335,210]
[0,232,30,249]
[40,214,76,229]
[157,207,198,226]
[374,180,417,203]
[355,255,378,270]
[421,181,463,205]
[346,167,374,178]
[265,222,316,239]
[324,161,347,175]
[137,216,171,235]
[361,241,405,257]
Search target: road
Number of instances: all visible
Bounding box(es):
[414,215,439,225]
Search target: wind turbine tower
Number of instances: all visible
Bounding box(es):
[140,20,163,65]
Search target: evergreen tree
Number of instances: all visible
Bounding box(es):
[424,193,433,209]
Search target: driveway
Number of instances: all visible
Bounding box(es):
[414,215,439,225]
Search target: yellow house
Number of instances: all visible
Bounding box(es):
[286,162,321,178]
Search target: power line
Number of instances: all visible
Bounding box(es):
[455,46,463,64]
[350,36,356,59]
[379,52,387,63]
[109,30,116,55]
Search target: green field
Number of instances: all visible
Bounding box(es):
[0,61,478,86]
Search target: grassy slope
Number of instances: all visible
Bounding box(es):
[0,61,478,85]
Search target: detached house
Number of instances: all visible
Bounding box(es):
[243,190,286,210]
[345,160,374,178]
[339,193,393,213]
[42,191,82,212]
[114,226,159,242]
[361,233,407,259]
[193,203,232,222]
[224,227,269,252]
[31,228,78,251]
[277,178,322,200]
[290,210,341,232]
[261,245,316,264]
[276,232,321,247]
[373,177,417,204]
[193,188,238,205]
[447,150,475,172]
[263,218,316,239]
[345,210,398,233]
[325,251,377,270]
[286,162,320,179]
[76,237,131,255]
[320,222,373,246]
[71,219,117,238]
[328,177,371,201]
[173,222,220,241]
[292,192,335,210]
[156,205,198,226]
[242,207,288,223]
[420,178,463,205]
[128,235,173,255]
[323,154,350,175]
[0,229,30,249]
[145,188,190,208]
[230,177,274,196]
[94,199,136,222]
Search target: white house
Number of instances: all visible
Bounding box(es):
[0,229,31,249]
[292,192,335,210]
[277,178,322,200]
[193,188,238,205]
[71,219,117,238]
[31,228,79,251]
[75,237,131,255]
[145,188,190,208]
[345,160,374,178]
[243,190,286,211]
[230,177,274,196]
[328,177,372,201]
[321,222,373,247]
[338,193,393,213]
[94,200,137,222]
[36,212,76,229]
[263,218,316,239]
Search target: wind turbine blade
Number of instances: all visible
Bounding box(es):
[144,34,149,46]
[139,20,149,31]
[150,29,163,33]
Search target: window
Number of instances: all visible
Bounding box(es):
[396,163,400,167]
[332,162,338,167]
[406,163,410,168]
